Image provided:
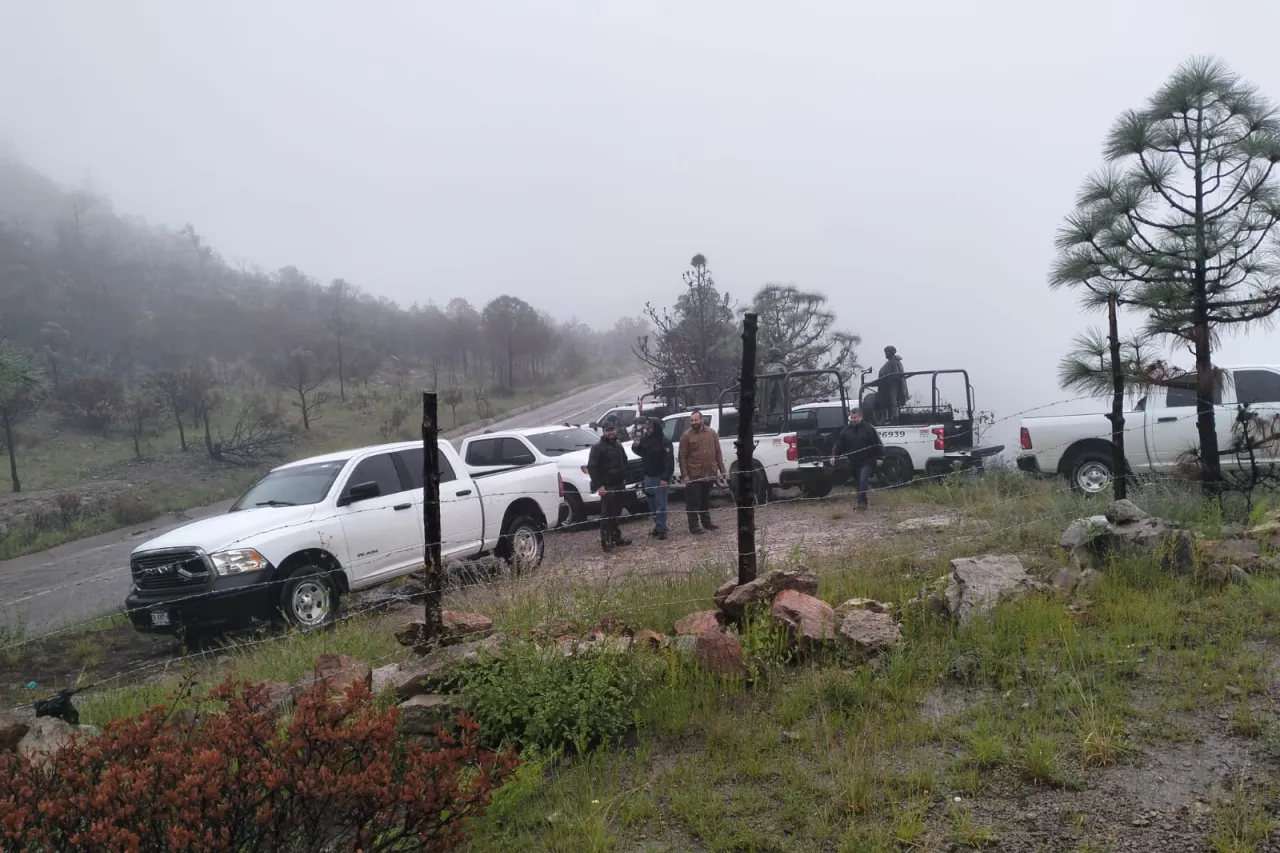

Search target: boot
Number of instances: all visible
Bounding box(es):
[702,517,718,531]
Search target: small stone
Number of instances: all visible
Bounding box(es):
[945,555,1039,627]
[376,636,503,701]
[712,579,737,610]
[633,629,668,651]
[1228,565,1251,585]
[1047,565,1082,594]
[674,610,724,637]
[833,598,892,619]
[396,611,494,649]
[1106,499,1149,525]
[397,694,465,735]
[291,654,372,703]
[0,717,30,752]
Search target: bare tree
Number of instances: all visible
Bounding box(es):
[122,385,164,461]
[213,398,296,465]
[274,348,332,431]
[441,387,465,427]
[150,369,190,451]
[326,278,358,402]
[0,341,44,493]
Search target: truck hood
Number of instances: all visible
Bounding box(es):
[132,505,319,556]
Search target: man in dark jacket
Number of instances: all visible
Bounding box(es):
[829,407,884,510]
[587,417,631,551]
[632,417,674,539]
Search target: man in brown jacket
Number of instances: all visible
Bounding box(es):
[678,410,726,534]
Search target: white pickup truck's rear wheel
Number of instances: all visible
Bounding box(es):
[1069,451,1113,496]
[279,567,339,631]
[498,515,544,573]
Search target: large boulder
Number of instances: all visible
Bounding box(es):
[770,590,837,646]
[674,610,725,637]
[1198,538,1263,569]
[718,569,819,619]
[838,609,902,654]
[0,717,30,752]
[291,654,372,703]
[1061,501,1195,574]
[17,717,74,768]
[945,555,1040,627]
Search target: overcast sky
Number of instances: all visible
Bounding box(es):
[4,0,1280,449]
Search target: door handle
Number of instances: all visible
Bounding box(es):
[393,503,412,511]
[455,489,472,496]
[1157,416,1177,423]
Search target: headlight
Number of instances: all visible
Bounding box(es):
[210,548,270,576]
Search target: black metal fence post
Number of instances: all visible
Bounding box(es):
[422,391,443,640]
[736,314,758,585]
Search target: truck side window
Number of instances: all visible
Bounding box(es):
[499,437,535,465]
[396,448,457,487]
[815,406,846,429]
[1165,384,1222,408]
[465,438,500,466]
[342,453,404,498]
[1232,369,1280,405]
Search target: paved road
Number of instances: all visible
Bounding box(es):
[0,374,648,635]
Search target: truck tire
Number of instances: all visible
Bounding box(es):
[563,487,587,527]
[801,475,834,499]
[278,567,340,631]
[498,515,544,574]
[728,461,769,505]
[878,453,913,488]
[1068,450,1113,496]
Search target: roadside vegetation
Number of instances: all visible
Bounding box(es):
[6,471,1277,851]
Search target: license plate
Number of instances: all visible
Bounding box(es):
[150,611,171,627]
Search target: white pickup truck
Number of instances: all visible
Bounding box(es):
[1017,364,1280,495]
[662,407,827,502]
[124,439,563,638]
[458,425,646,526]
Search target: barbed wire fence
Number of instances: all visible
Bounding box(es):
[0,360,1235,715]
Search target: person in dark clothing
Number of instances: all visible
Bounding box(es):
[878,346,907,422]
[632,417,674,539]
[830,407,884,510]
[587,417,632,551]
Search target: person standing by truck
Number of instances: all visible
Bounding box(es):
[632,416,674,539]
[830,407,884,510]
[588,417,632,552]
[678,410,725,534]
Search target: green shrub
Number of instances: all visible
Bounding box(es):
[450,642,660,755]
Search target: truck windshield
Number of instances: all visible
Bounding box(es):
[230,459,349,511]
[526,428,598,456]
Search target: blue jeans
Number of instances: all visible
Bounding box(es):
[643,476,669,533]
[856,462,873,506]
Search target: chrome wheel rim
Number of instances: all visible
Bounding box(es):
[1076,462,1111,494]
[511,527,540,566]
[291,580,330,627]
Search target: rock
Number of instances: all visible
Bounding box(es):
[712,579,737,610]
[694,631,749,679]
[396,611,494,649]
[397,694,465,735]
[1076,568,1102,592]
[76,724,101,739]
[633,629,668,651]
[945,555,1040,627]
[17,717,73,767]
[838,609,902,653]
[670,634,697,654]
[770,590,837,646]
[675,610,725,637]
[377,636,503,701]
[1221,523,1246,538]
[261,680,293,712]
[291,653,372,703]
[1061,515,1112,550]
[833,598,892,619]
[1105,499,1149,525]
[719,568,819,619]
[0,717,30,752]
[1199,539,1262,569]
[896,514,955,531]
[1229,565,1251,585]
[1047,565,1082,594]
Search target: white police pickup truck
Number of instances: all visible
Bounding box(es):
[124,439,562,639]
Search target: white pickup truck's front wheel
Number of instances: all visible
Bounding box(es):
[279,568,339,630]
[1069,451,1113,496]
[499,516,545,574]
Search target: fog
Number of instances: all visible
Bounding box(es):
[4,0,1280,451]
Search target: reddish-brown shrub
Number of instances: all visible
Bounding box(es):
[0,676,518,852]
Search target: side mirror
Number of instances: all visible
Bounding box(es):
[340,481,381,506]
[588,421,598,429]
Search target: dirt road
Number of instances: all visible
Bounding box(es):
[0,375,648,635]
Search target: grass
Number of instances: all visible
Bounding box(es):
[0,369,625,560]
[45,471,1280,850]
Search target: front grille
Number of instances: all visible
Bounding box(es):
[131,548,211,592]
